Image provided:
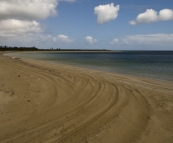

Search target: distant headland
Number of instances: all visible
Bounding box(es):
[0,45,110,51]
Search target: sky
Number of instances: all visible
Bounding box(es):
[0,0,173,50]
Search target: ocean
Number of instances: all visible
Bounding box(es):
[5,51,173,81]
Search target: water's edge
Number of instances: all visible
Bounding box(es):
[4,51,173,82]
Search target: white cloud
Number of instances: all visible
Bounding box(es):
[0,33,53,48]
[0,0,58,38]
[0,0,58,21]
[110,38,119,44]
[53,34,74,43]
[129,9,173,25]
[122,34,173,45]
[85,36,97,44]
[0,0,76,48]
[0,33,75,48]
[0,19,42,37]
[94,3,120,24]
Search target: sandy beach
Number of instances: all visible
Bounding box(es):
[0,53,173,143]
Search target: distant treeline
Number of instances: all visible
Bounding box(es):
[40,48,110,51]
[0,46,38,51]
[0,45,109,51]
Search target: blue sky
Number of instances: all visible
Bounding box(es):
[0,0,173,50]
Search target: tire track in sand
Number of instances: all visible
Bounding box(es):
[1,55,168,143]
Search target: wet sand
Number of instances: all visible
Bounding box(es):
[0,53,173,143]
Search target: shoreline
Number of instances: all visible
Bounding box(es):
[4,51,173,84]
[0,53,173,143]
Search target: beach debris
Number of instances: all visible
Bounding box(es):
[10,90,15,96]
[28,100,30,102]
[12,57,21,60]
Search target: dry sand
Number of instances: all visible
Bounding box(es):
[0,53,173,143]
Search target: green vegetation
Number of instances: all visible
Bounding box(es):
[0,45,109,51]
[0,46,38,51]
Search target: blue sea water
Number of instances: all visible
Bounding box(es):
[5,51,173,81]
